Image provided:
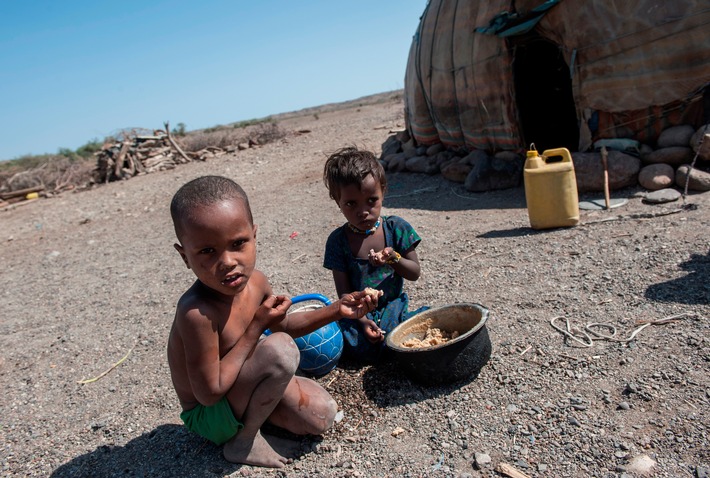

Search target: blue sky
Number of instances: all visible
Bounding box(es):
[0,1,427,160]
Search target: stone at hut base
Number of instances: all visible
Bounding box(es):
[675,164,710,191]
[638,163,674,190]
[643,188,681,204]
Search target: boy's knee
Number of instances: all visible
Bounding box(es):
[260,332,300,374]
[309,395,338,435]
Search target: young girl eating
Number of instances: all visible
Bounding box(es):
[322,147,429,363]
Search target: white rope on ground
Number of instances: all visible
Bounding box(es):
[550,312,694,348]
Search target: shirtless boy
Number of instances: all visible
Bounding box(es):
[167,175,376,468]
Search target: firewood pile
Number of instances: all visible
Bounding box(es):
[0,185,44,210]
[94,122,229,183]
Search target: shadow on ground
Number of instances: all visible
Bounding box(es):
[359,360,488,408]
[645,249,710,304]
[51,425,236,477]
[477,227,539,238]
[384,173,526,211]
[51,424,318,478]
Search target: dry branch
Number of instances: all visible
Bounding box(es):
[164,121,192,163]
[496,463,531,478]
[77,343,135,384]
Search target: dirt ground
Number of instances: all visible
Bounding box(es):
[1,94,708,478]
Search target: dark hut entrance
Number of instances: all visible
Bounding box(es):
[512,34,579,152]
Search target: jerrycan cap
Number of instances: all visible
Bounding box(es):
[526,143,540,158]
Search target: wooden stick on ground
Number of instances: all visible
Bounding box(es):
[582,208,684,225]
[1,197,40,211]
[496,462,532,478]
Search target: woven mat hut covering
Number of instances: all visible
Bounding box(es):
[405,0,710,153]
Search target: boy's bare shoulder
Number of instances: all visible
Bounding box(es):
[173,281,218,328]
[173,272,272,328]
[249,269,271,291]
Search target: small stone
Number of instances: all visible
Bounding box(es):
[643,188,681,204]
[618,402,631,410]
[624,383,639,394]
[625,454,656,475]
[474,452,491,469]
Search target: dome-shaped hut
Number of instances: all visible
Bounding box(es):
[404,0,710,154]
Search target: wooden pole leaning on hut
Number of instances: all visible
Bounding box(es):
[601,145,611,210]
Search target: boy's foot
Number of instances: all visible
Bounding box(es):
[223,430,288,468]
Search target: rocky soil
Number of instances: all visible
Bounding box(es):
[1,93,708,478]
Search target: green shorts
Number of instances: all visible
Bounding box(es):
[180,396,244,445]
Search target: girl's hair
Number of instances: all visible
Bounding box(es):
[323,147,387,202]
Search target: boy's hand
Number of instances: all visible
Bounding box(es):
[339,289,379,319]
[255,294,292,331]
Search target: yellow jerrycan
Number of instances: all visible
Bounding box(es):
[523,144,579,229]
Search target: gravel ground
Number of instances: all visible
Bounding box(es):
[1,93,708,478]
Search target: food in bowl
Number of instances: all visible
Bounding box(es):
[401,319,460,348]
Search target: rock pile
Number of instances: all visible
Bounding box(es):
[380,124,710,194]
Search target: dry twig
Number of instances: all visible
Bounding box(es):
[496,462,531,478]
[77,343,135,384]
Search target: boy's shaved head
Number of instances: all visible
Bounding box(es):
[170,175,253,239]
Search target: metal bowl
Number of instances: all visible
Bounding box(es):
[385,303,492,385]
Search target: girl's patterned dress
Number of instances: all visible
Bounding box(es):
[323,215,428,362]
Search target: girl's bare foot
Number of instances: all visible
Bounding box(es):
[223,430,288,468]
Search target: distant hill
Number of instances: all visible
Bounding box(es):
[270,90,404,121]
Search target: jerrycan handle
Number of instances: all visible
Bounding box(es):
[542,148,572,163]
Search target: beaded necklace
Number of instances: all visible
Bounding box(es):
[347,217,381,235]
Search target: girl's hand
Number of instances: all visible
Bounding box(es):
[360,317,385,343]
[368,247,398,267]
[254,294,292,331]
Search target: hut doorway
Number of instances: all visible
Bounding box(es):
[512,34,579,152]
